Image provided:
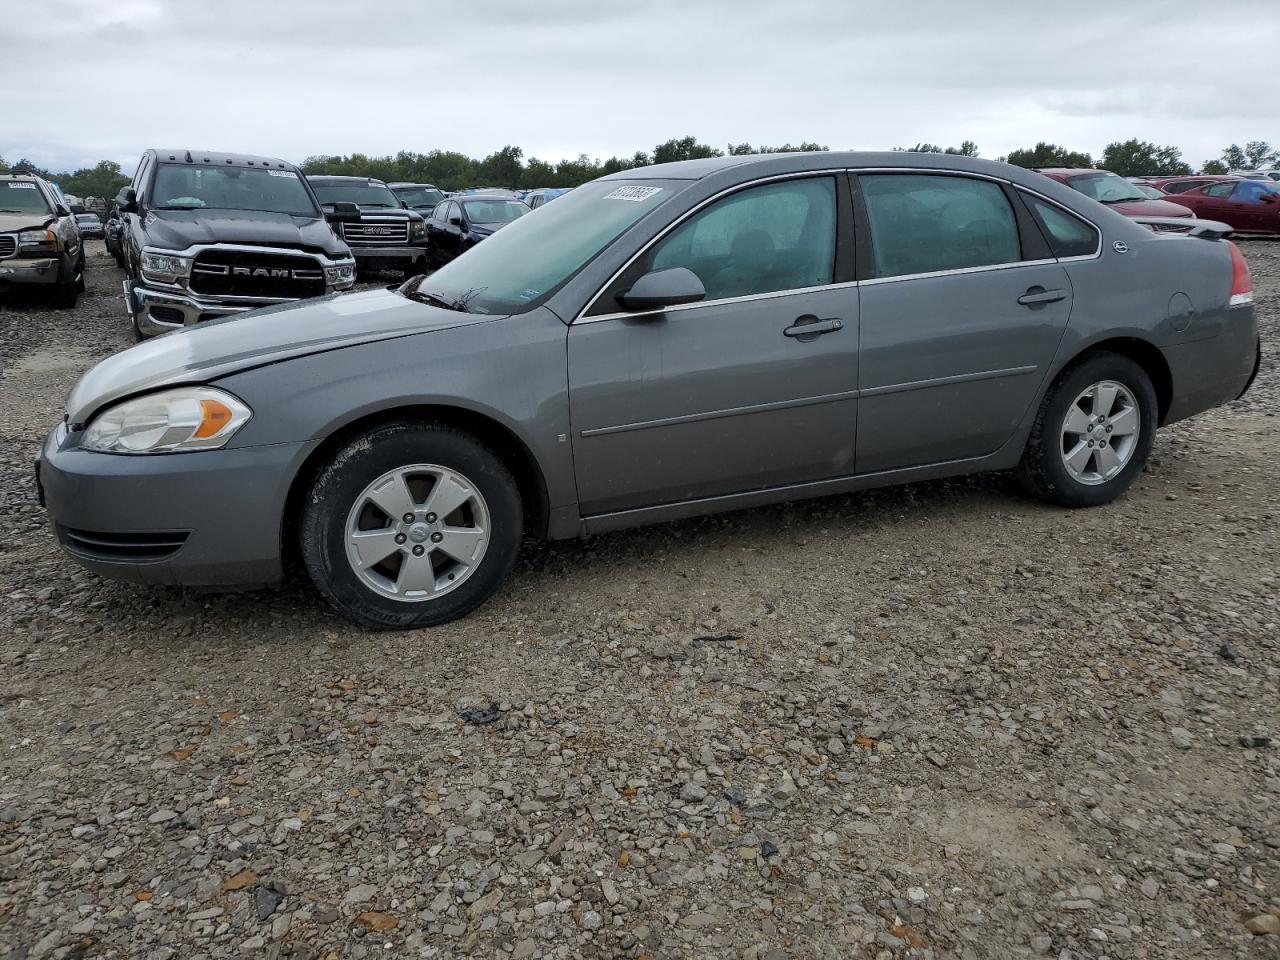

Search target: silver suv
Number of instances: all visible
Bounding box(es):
[0,173,84,307]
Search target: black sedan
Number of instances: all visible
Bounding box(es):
[425,196,528,267]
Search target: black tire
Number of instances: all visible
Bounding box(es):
[75,250,86,292]
[1015,352,1157,508]
[50,256,79,309]
[300,421,522,629]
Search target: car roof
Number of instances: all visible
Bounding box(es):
[388,182,439,189]
[150,149,297,170]
[600,151,1061,185]
[1035,168,1110,177]
[307,175,389,185]
[457,195,524,203]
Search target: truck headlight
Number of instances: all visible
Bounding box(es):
[325,261,356,288]
[140,252,192,283]
[19,229,57,253]
[410,220,425,239]
[82,387,252,454]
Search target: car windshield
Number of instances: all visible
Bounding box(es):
[1134,184,1164,199]
[0,180,53,215]
[150,164,319,216]
[1066,173,1148,203]
[462,200,528,225]
[403,179,675,315]
[312,182,401,209]
[394,187,443,207]
[76,214,101,224]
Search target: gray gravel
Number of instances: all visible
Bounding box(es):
[0,241,1277,959]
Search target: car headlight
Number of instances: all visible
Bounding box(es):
[410,220,425,239]
[324,261,356,288]
[19,229,57,253]
[140,251,192,283]
[82,387,252,454]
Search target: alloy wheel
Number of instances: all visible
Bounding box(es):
[344,463,490,601]
[1060,380,1141,486]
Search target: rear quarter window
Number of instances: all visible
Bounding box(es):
[1021,195,1100,259]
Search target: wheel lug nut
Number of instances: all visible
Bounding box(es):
[1086,424,1093,432]
[1106,426,1112,433]
[394,533,406,545]
[425,513,437,523]
[430,532,443,543]
[412,545,425,556]
[1088,440,1094,447]
[402,513,415,524]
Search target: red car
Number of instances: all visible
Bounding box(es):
[1147,175,1242,195]
[1154,177,1280,234]
[1036,168,1194,228]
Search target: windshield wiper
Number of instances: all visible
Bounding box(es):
[399,276,466,311]
[1097,197,1141,204]
[155,204,203,211]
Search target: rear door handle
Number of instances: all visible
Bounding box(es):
[1017,288,1067,306]
[784,316,843,340]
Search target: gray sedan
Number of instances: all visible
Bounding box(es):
[38,153,1260,629]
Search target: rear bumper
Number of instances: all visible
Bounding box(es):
[1163,305,1260,424]
[38,421,319,588]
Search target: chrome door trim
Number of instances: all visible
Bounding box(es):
[859,258,1060,287]
[860,365,1039,398]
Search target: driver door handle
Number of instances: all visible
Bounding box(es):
[784,316,843,339]
[1017,288,1067,306]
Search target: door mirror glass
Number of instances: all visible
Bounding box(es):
[325,201,361,223]
[115,187,137,213]
[620,267,706,312]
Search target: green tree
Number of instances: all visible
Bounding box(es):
[727,142,829,155]
[1099,139,1191,178]
[0,156,8,173]
[476,145,524,188]
[652,136,722,165]
[1000,142,1093,169]
[1245,140,1277,169]
[1201,159,1229,175]
[60,160,130,200]
[1220,144,1249,170]
[895,141,979,156]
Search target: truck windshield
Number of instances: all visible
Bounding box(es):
[394,187,443,207]
[151,165,319,217]
[402,179,675,316]
[312,183,402,209]
[0,180,54,215]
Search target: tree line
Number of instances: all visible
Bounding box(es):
[2,137,1276,198]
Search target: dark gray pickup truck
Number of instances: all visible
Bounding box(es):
[115,149,358,339]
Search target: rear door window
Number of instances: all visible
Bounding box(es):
[1205,182,1236,198]
[1232,181,1274,203]
[1021,195,1100,258]
[860,174,1021,278]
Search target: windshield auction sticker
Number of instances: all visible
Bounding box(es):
[267,170,299,178]
[6,183,36,189]
[604,186,663,202]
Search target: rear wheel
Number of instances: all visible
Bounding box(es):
[300,421,522,629]
[1015,352,1157,507]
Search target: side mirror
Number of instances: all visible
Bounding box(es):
[55,204,72,218]
[620,267,706,312]
[115,187,137,213]
[449,215,463,226]
[325,201,361,224]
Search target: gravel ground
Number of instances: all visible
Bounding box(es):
[0,242,1277,960]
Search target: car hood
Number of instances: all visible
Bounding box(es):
[1105,198,1193,218]
[65,288,503,425]
[0,212,53,233]
[141,209,349,257]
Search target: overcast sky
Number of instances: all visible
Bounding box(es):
[4,0,1277,175]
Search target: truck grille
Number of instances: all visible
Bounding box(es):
[0,236,16,259]
[188,249,325,299]
[343,220,410,245]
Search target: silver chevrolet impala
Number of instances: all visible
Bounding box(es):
[38,152,1260,628]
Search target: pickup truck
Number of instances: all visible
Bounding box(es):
[116,149,358,339]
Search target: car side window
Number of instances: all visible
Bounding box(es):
[861,174,1020,278]
[1205,182,1236,198]
[1021,195,1100,259]
[437,201,453,221]
[1232,181,1272,203]
[1161,180,1196,194]
[646,177,836,301]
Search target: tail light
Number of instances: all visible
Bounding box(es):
[1228,241,1253,307]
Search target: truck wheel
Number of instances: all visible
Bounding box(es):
[300,421,523,630]
[1015,352,1157,508]
[50,257,79,309]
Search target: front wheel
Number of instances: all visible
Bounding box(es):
[300,422,522,629]
[1015,352,1157,508]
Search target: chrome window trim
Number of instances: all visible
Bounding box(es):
[574,166,1105,324]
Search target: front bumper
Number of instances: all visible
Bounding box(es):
[38,421,319,588]
[126,279,350,337]
[0,255,61,288]
[350,244,429,270]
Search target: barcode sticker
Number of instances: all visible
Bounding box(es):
[6,182,36,189]
[604,186,662,202]
[267,169,298,178]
